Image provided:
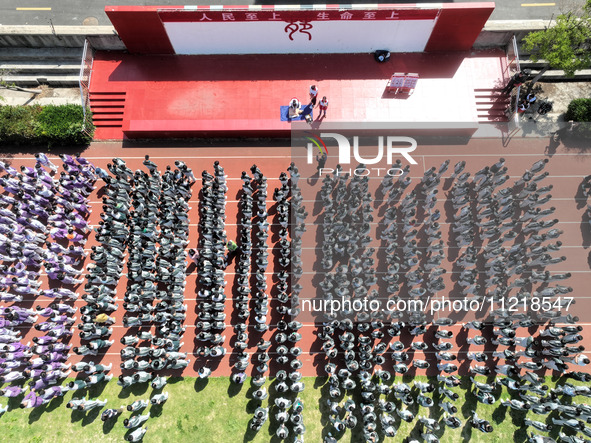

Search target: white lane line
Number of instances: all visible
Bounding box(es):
[3,152,591,161]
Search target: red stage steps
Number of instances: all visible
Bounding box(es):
[474,88,510,122]
[89,91,126,140]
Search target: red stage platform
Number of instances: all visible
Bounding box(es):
[89,50,509,140]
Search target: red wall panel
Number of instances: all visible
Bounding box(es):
[105,6,178,54]
[158,8,439,22]
[425,3,495,52]
[106,4,495,55]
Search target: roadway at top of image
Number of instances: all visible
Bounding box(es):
[0,0,587,27]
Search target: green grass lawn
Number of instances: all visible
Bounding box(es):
[0,375,584,442]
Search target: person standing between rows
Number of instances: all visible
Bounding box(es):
[502,69,530,94]
[318,96,329,118]
[226,239,239,263]
[309,85,318,107]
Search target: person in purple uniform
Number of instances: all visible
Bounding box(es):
[0,161,19,176]
[58,153,77,167]
[38,385,69,401]
[20,391,46,408]
[34,153,59,173]
[1,348,32,361]
[0,342,29,352]
[1,371,26,383]
[32,336,57,346]
[0,385,22,397]
[36,306,55,318]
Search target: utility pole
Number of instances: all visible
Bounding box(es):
[525,64,550,96]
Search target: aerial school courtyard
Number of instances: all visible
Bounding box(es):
[1,3,591,443]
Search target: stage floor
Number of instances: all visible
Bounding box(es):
[89,50,509,140]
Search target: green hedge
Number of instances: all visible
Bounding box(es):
[0,104,93,147]
[564,98,591,139]
[565,98,591,121]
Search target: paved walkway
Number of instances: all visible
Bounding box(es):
[0,0,582,26]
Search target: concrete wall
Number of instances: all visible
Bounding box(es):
[0,26,125,50]
[0,20,549,52]
[473,20,553,49]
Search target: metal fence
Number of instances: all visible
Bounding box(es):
[505,35,521,125]
[505,34,520,79]
[78,39,95,134]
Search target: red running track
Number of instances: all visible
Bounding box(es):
[2,134,591,378]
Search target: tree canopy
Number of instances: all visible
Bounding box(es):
[523,0,591,77]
